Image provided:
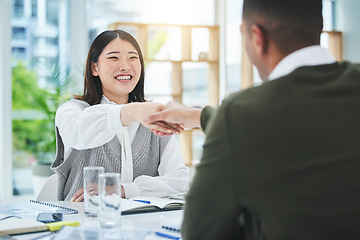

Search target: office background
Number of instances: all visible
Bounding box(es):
[0,0,359,203]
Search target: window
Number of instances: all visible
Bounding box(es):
[10,0,70,199]
[13,0,24,18]
[12,27,26,41]
[31,0,37,18]
[12,47,26,59]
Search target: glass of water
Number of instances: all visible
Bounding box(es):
[83,166,104,217]
[98,172,122,228]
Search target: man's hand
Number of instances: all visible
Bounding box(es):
[144,101,202,131]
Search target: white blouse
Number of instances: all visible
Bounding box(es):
[55,96,189,198]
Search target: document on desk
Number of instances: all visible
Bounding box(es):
[121,196,185,215]
[0,200,78,219]
[0,215,48,236]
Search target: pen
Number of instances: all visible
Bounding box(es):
[133,199,151,204]
[155,231,182,240]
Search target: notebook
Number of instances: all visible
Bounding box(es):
[0,216,48,236]
[121,196,185,215]
[0,215,79,237]
[0,200,78,219]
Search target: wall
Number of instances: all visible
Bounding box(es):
[335,0,360,62]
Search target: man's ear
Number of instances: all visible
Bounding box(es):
[251,24,268,55]
[91,62,99,76]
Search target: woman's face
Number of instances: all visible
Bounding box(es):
[92,38,141,104]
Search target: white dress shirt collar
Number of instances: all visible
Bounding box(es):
[268,45,336,81]
[101,95,116,105]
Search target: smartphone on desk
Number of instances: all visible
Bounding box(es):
[37,213,63,223]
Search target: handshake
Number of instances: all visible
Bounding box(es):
[121,101,203,137]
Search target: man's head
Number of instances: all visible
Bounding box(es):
[241,0,323,79]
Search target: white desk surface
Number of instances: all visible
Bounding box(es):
[4,201,184,240]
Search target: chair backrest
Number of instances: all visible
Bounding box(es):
[36,174,58,201]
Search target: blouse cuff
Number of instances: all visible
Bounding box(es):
[122,182,140,199]
[107,105,125,134]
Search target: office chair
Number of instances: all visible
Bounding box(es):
[36,174,58,201]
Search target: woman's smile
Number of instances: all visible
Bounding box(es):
[115,74,133,83]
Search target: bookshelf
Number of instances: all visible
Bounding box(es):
[108,22,220,165]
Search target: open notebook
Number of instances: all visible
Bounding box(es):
[121,196,185,215]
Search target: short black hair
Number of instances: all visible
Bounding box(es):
[243,0,323,54]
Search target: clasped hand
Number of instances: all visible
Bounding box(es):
[144,101,202,136]
[121,102,186,136]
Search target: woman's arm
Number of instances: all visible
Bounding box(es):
[56,100,183,150]
[55,100,123,150]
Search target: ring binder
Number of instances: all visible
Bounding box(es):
[29,231,57,240]
[29,200,78,214]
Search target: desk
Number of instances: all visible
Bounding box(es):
[5,201,184,240]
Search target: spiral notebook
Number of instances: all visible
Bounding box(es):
[121,196,185,215]
[0,200,78,219]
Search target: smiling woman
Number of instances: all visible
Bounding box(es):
[51,30,189,201]
[91,38,142,104]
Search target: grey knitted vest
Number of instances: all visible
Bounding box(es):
[51,100,171,200]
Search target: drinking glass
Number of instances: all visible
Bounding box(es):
[98,172,122,228]
[83,166,104,217]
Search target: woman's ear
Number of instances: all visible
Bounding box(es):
[91,62,99,76]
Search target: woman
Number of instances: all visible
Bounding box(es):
[51,30,189,201]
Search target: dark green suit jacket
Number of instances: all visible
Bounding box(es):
[182,62,360,240]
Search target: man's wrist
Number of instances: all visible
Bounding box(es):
[188,107,202,129]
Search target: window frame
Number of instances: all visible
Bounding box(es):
[0,0,13,203]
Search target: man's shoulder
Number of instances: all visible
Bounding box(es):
[222,81,280,108]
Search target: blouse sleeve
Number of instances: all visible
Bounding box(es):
[55,99,125,150]
[122,135,190,198]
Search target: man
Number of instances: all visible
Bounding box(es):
[146,0,360,239]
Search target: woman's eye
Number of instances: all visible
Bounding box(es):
[109,57,118,60]
[130,56,138,60]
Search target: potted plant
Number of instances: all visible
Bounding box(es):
[31,65,72,195]
[12,62,72,195]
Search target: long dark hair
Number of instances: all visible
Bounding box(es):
[75,30,146,105]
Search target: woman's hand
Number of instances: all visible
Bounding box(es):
[70,187,85,202]
[70,185,126,202]
[121,102,184,135]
